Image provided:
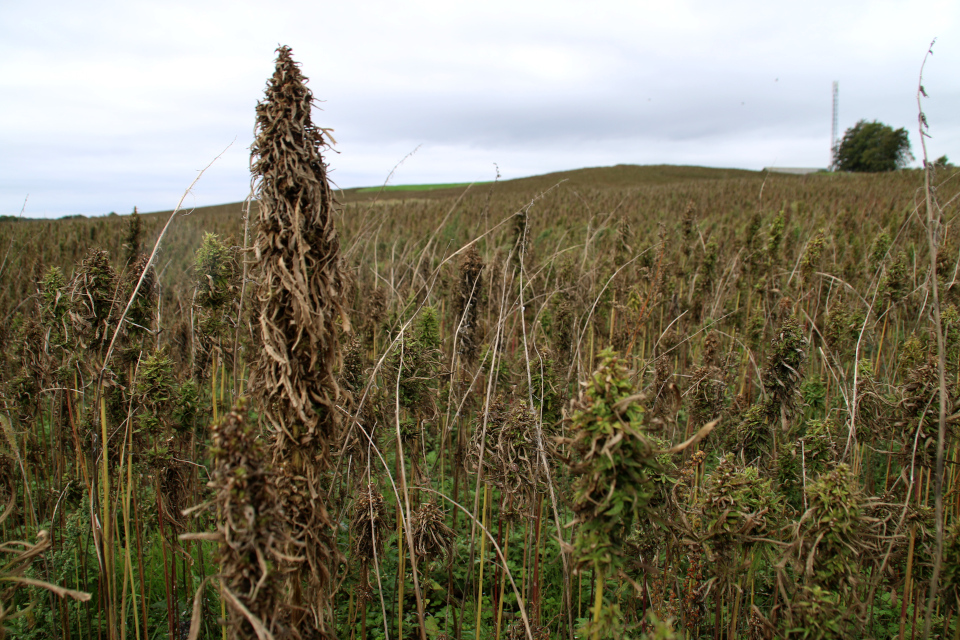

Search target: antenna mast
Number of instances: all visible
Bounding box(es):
[831,81,839,169]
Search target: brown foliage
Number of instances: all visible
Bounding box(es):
[249,44,345,459]
[248,44,346,635]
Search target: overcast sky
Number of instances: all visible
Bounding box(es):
[2,0,958,217]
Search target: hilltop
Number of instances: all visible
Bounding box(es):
[145,164,771,217]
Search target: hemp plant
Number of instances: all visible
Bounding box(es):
[67,248,119,355]
[779,464,878,637]
[568,348,659,639]
[249,44,346,635]
[123,207,142,266]
[193,232,239,380]
[184,402,294,640]
[456,246,484,362]
[729,313,806,465]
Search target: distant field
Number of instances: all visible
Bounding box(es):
[134,164,769,216]
[353,181,490,193]
[343,163,768,200]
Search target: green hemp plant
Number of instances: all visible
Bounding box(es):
[569,348,659,640]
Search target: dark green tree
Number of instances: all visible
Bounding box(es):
[833,120,912,172]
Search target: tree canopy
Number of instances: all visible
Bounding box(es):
[833,120,913,172]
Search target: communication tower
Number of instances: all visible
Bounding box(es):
[831,81,839,169]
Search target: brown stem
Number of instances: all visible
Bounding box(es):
[900,523,917,640]
[532,496,543,626]
[916,39,948,640]
[155,480,175,640]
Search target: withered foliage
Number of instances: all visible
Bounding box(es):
[248,45,346,637]
[411,501,454,563]
[468,395,550,509]
[350,483,388,565]
[249,44,345,457]
[67,248,119,353]
[457,246,484,362]
[197,405,294,640]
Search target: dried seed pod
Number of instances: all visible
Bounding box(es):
[412,501,454,562]
[457,246,484,362]
[350,483,388,565]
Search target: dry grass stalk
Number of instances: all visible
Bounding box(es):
[916,40,950,640]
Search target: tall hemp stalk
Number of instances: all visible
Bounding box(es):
[918,38,948,640]
[249,45,347,637]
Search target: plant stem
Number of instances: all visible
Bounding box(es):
[496,521,511,640]
[900,523,917,640]
[476,482,490,640]
[591,564,604,640]
[99,394,115,639]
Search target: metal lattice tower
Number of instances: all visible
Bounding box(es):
[831,81,839,168]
